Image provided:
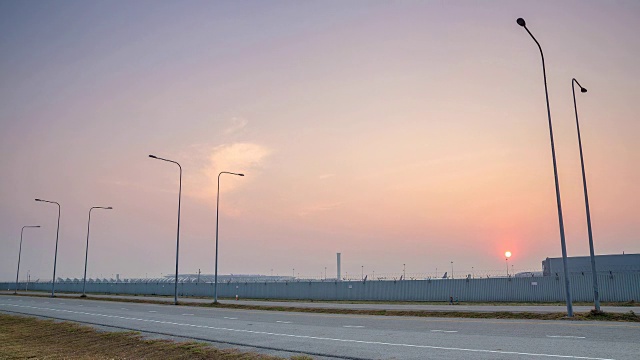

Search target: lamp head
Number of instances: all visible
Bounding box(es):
[149,154,157,159]
[106,207,113,209]
[581,87,587,93]
[516,18,526,27]
[35,198,42,202]
[238,173,245,177]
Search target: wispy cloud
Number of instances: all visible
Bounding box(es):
[318,173,335,180]
[298,202,343,217]
[223,117,248,136]
[186,142,272,200]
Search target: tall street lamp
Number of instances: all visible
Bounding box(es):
[516,17,574,317]
[35,198,61,297]
[82,206,113,297]
[15,225,40,294]
[213,171,244,303]
[572,78,600,312]
[149,154,182,305]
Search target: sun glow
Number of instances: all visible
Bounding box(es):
[505,251,512,258]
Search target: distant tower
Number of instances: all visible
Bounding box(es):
[337,253,341,281]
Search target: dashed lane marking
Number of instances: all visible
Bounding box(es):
[0,303,616,360]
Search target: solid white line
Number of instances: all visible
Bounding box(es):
[121,308,129,310]
[343,325,364,328]
[0,303,614,360]
[276,321,292,324]
[148,311,157,313]
[182,314,194,316]
[224,317,238,320]
[431,330,458,333]
[547,335,586,339]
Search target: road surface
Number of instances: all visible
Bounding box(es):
[1,295,638,359]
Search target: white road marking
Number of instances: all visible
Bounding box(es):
[431,330,458,333]
[276,321,292,324]
[0,303,614,360]
[224,317,238,320]
[182,314,194,316]
[343,325,364,328]
[77,305,83,307]
[148,310,157,313]
[547,335,586,339]
[121,308,129,310]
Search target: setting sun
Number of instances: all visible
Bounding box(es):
[505,251,512,258]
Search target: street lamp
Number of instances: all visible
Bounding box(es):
[213,171,244,303]
[451,261,454,279]
[572,78,600,312]
[516,17,573,317]
[149,154,182,305]
[35,198,61,297]
[82,206,113,297]
[15,225,40,294]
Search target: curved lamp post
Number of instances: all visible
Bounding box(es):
[35,198,61,297]
[517,18,573,316]
[149,154,182,305]
[213,171,244,303]
[81,206,113,297]
[15,225,40,294]
[572,78,600,312]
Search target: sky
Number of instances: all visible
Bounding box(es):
[1,1,638,282]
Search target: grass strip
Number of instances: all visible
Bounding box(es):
[0,313,311,360]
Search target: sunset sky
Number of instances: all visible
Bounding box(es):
[1,1,638,282]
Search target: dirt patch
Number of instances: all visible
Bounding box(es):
[0,313,311,359]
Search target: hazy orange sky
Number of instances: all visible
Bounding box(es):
[1,1,638,281]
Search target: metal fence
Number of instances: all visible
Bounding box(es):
[3,272,639,302]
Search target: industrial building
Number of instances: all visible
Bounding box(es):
[542,253,640,276]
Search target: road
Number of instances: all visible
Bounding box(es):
[3,291,639,314]
[1,295,638,359]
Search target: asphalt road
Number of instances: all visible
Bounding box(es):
[0,296,640,360]
[1,295,638,359]
[3,291,639,314]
